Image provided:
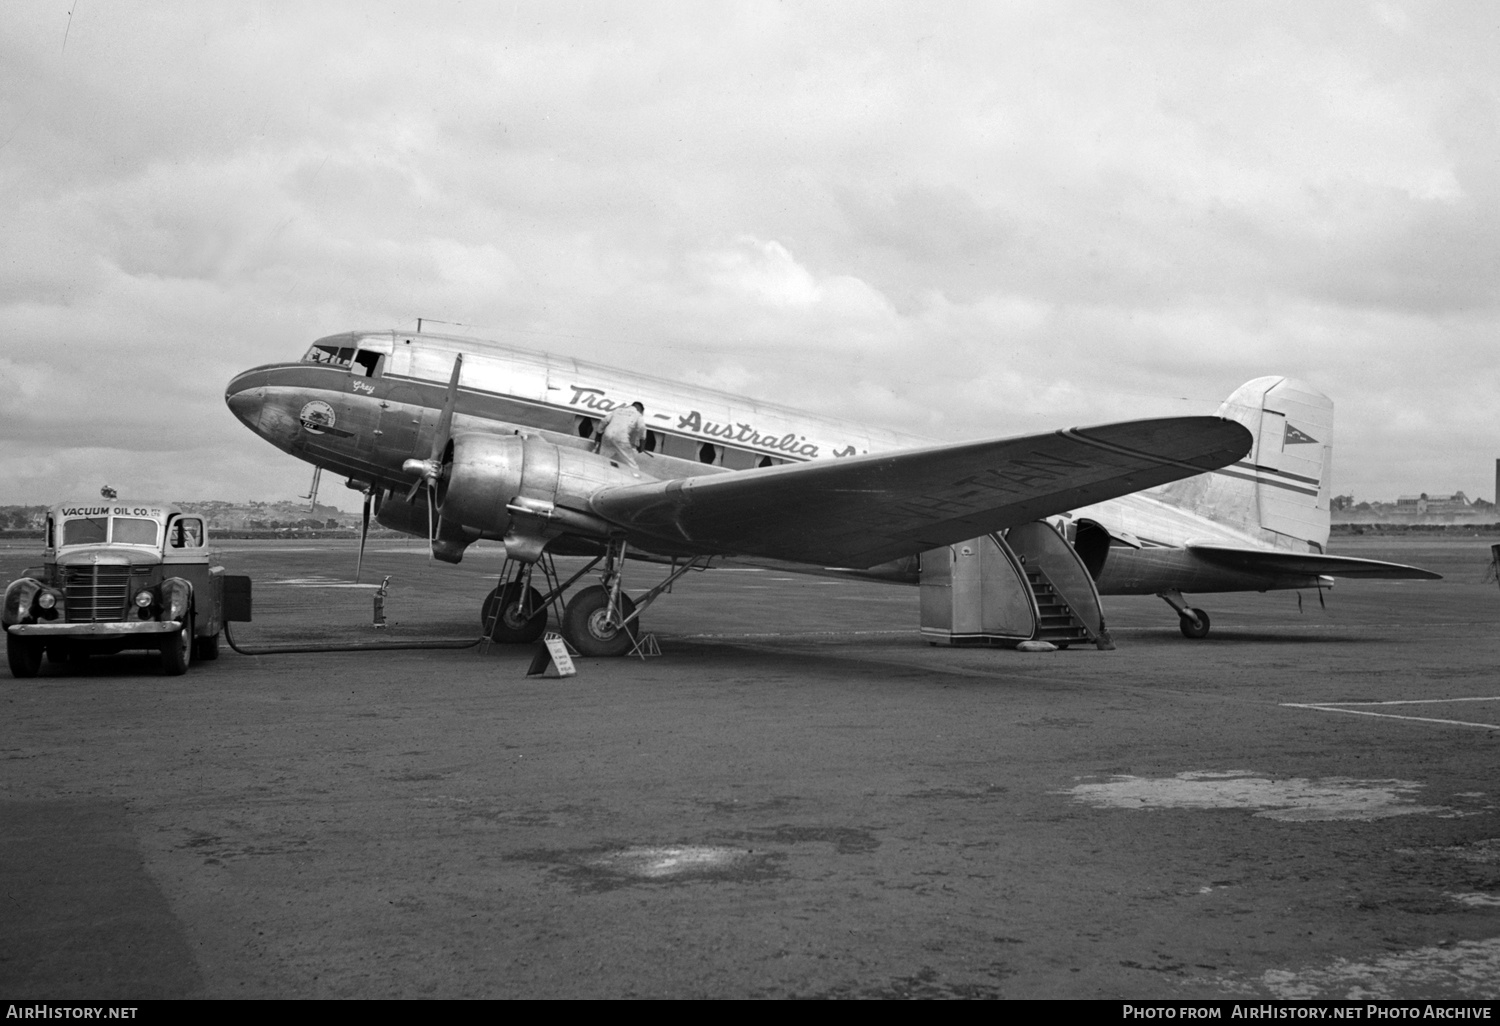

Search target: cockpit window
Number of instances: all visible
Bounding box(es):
[62,518,108,545]
[113,518,160,545]
[303,344,355,367]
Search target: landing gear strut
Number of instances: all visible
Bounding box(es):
[1158,590,1211,639]
[483,539,709,657]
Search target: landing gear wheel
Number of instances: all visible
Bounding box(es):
[1178,608,1211,639]
[482,583,548,644]
[194,630,220,661]
[7,635,43,678]
[561,585,639,657]
[161,614,193,676]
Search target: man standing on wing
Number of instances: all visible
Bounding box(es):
[594,401,647,469]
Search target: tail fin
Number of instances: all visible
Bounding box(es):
[1151,376,1333,551]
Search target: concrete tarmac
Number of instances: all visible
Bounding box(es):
[2,535,1499,999]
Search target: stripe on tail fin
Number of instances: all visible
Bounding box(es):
[1150,376,1333,552]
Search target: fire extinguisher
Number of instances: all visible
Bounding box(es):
[373,575,391,628]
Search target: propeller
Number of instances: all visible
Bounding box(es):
[401,353,463,559]
[355,488,373,583]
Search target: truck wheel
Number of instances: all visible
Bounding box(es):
[161,615,193,676]
[7,634,43,678]
[194,630,220,661]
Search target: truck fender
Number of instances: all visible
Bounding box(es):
[3,578,43,627]
[160,577,194,625]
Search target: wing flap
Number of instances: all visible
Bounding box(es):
[590,417,1251,568]
[1187,544,1442,580]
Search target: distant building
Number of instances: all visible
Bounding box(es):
[1394,492,1469,515]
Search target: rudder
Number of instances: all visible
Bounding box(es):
[1151,376,1333,551]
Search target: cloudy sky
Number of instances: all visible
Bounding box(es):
[3,1,1497,509]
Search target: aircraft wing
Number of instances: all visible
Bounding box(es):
[1186,545,1442,580]
[589,417,1251,568]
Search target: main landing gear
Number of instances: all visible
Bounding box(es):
[481,539,709,657]
[1158,590,1211,639]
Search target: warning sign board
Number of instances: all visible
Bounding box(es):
[526,632,577,678]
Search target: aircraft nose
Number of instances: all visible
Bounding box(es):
[224,373,264,432]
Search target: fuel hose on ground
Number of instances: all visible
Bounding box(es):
[222,621,486,655]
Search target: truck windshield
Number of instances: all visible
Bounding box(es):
[62,518,108,545]
[113,518,159,545]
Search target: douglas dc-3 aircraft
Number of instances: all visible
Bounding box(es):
[224,330,1435,654]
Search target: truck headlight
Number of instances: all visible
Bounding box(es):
[37,592,56,610]
[134,590,154,608]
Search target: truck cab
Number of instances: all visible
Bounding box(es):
[4,501,250,677]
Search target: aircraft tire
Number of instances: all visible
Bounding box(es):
[195,630,221,661]
[483,583,548,644]
[161,615,193,676]
[561,585,638,657]
[7,634,43,678]
[1178,608,1211,639]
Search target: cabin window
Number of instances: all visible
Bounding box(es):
[170,517,204,548]
[721,446,761,471]
[698,443,720,465]
[62,518,108,546]
[642,430,657,453]
[757,455,778,468]
[303,344,355,367]
[656,433,699,461]
[113,518,159,546]
[576,417,595,439]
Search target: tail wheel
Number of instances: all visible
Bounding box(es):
[561,585,639,657]
[1178,608,1211,639]
[162,614,193,675]
[7,634,43,678]
[482,583,547,644]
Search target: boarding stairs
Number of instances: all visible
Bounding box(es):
[1024,566,1095,648]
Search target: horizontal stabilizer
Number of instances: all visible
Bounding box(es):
[1187,544,1442,580]
[589,417,1251,568]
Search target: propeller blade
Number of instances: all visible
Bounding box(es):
[431,353,463,462]
[426,486,436,561]
[355,491,372,583]
[400,355,464,508]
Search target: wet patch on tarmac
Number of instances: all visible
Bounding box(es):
[1446,893,1500,907]
[1400,837,1500,863]
[1061,771,1451,821]
[1253,937,1500,999]
[509,842,785,893]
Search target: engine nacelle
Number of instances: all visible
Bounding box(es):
[374,489,477,563]
[438,433,634,545]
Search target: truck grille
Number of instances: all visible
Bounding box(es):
[62,566,149,623]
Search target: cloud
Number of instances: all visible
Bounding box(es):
[0,1,1497,506]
